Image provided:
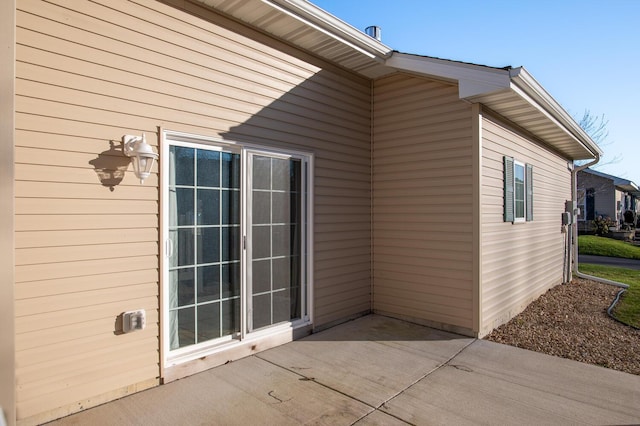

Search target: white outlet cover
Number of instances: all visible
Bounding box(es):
[122,309,146,333]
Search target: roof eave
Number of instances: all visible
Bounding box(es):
[190,0,393,77]
[508,67,603,160]
[615,180,640,196]
[581,169,640,196]
[263,0,392,58]
[385,52,511,92]
[188,1,602,161]
[384,54,601,161]
[618,185,640,198]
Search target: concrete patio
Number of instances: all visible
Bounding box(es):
[49,315,640,425]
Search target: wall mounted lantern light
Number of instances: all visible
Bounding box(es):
[122,133,158,184]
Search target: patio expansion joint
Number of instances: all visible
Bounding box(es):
[254,338,478,426]
[254,353,412,425]
[374,338,478,412]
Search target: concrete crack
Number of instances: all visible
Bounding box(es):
[268,390,291,404]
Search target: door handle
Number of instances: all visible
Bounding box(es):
[166,238,174,258]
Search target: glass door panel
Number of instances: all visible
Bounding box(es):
[164,134,310,362]
[168,145,241,350]
[249,154,303,331]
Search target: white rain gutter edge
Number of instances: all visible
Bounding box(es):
[509,67,602,160]
[262,0,393,59]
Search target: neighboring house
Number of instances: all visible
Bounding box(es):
[577,168,640,232]
[0,0,601,424]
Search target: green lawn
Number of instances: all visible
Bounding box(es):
[578,263,640,328]
[578,235,640,259]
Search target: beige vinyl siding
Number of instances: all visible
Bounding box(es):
[481,113,571,336]
[372,74,475,333]
[15,0,371,422]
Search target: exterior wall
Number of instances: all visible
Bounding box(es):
[372,74,475,335]
[577,171,615,218]
[576,171,615,232]
[15,0,371,423]
[480,113,571,336]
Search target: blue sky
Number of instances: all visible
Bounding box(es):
[310,0,640,184]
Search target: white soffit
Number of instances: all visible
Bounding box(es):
[499,67,601,160]
[193,0,393,77]
[385,53,512,98]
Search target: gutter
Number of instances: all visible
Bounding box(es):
[263,0,393,59]
[509,67,603,160]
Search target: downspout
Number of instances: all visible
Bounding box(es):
[571,152,606,282]
[370,79,375,314]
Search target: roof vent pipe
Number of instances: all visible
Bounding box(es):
[365,26,381,41]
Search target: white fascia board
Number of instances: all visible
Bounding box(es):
[618,183,640,194]
[610,175,639,193]
[262,0,392,59]
[615,181,640,197]
[509,67,603,157]
[385,53,511,97]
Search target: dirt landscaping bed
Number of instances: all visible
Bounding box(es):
[485,277,640,375]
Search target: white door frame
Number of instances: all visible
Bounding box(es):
[160,129,314,372]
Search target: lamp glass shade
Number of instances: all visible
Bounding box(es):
[131,155,154,183]
[124,134,158,184]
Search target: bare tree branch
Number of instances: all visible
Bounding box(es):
[579,110,609,146]
[575,109,621,168]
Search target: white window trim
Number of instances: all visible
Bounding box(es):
[513,160,526,223]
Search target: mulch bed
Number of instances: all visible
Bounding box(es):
[484,278,640,375]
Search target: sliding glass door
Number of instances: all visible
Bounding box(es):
[167,145,241,349]
[248,153,304,332]
[164,136,310,358]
